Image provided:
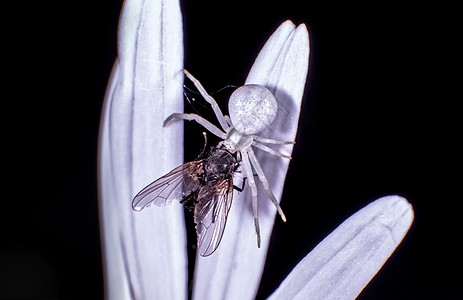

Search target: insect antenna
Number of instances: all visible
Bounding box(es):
[194,132,208,160]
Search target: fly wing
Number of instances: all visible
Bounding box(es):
[132,161,203,211]
[194,179,234,256]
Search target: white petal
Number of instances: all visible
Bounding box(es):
[193,20,309,300]
[98,0,187,299]
[267,195,414,300]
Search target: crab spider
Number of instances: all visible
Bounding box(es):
[164,69,294,247]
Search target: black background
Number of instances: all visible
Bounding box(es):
[3,0,458,299]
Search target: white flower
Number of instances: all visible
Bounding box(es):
[99,0,186,298]
[98,0,414,299]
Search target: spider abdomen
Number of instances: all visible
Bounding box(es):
[228,85,277,135]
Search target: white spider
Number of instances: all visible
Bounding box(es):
[164,69,293,247]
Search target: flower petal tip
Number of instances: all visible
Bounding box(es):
[373,195,414,243]
[267,195,414,300]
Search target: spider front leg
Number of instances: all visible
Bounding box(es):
[241,149,261,247]
[183,69,230,132]
[164,113,227,139]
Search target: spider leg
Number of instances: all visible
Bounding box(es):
[248,149,287,222]
[241,150,261,247]
[164,113,227,139]
[183,69,230,132]
[224,115,232,127]
[253,135,295,145]
[252,141,292,159]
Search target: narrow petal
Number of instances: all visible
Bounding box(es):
[193,20,309,300]
[267,195,414,300]
[98,0,187,299]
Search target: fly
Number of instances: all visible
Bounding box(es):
[132,142,241,256]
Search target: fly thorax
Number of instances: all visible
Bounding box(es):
[225,127,253,152]
[204,164,225,180]
[203,148,236,185]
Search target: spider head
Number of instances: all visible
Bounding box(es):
[228,85,277,135]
